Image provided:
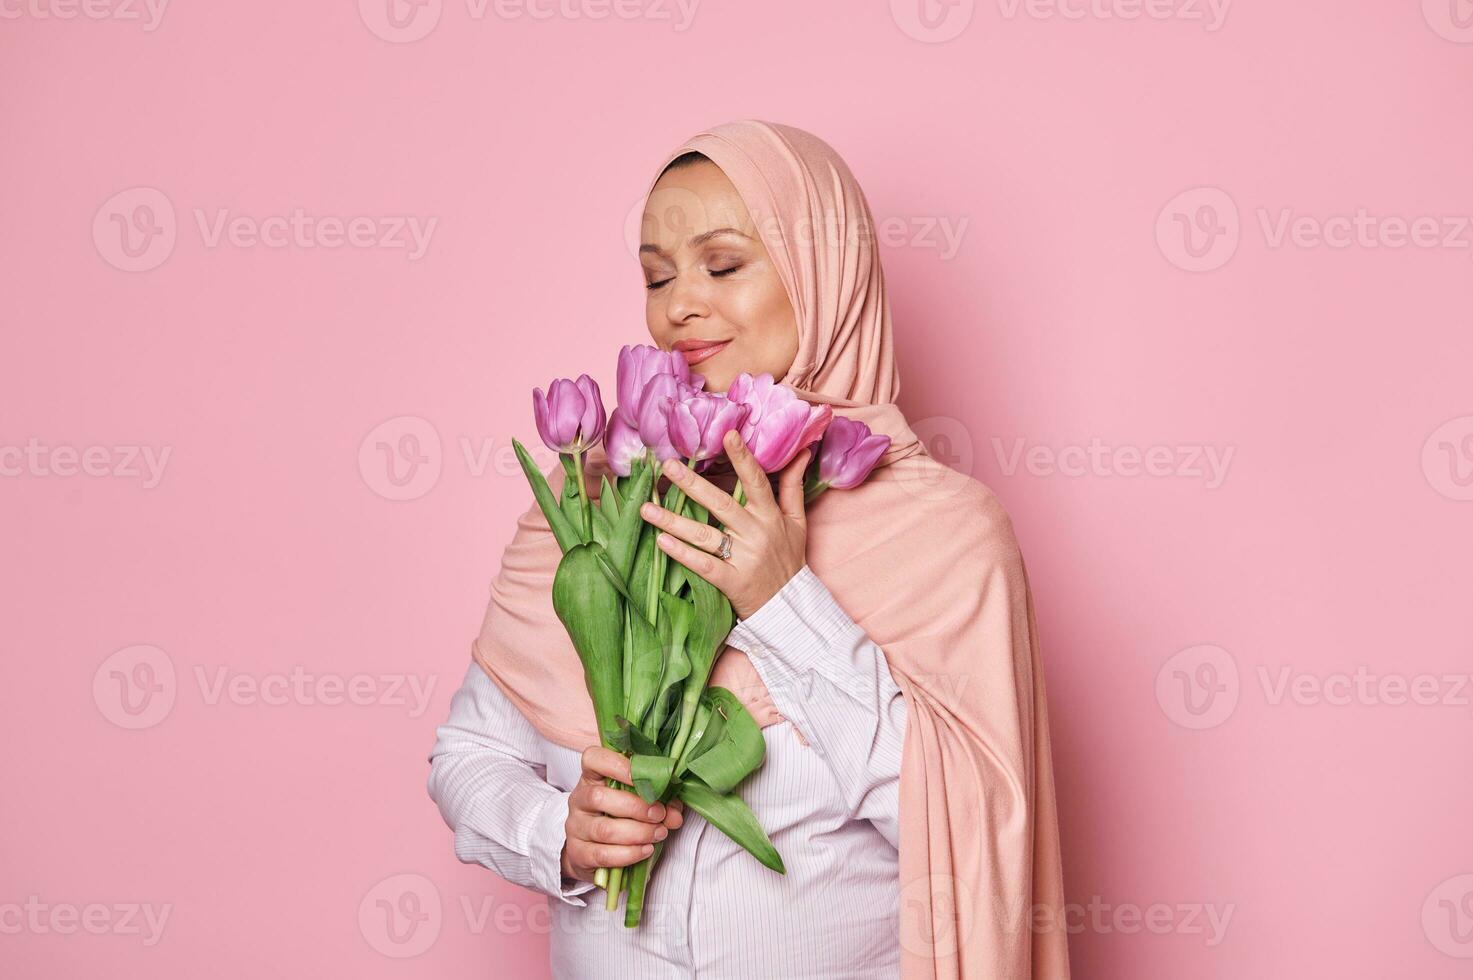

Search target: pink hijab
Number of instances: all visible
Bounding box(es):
[473,119,1070,979]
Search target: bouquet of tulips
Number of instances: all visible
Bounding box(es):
[513,344,891,927]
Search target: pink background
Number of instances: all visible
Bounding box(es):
[4,1,1471,976]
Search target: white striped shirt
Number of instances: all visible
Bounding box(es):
[427,566,909,979]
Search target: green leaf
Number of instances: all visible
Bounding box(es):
[616,715,662,756]
[551,544,625,748]
[684,565,734,692]
[599,475,622,523]
[621,608,664,731]
[512,439,581,553]
[591,504,612,550]
[630,754,675,803]
[674,699,720,776]
[684,688,765,794]
[667,567,735,761]
[627,522,659,625]
[608,463,653,582]
[677,781,784,874]
[647,594,693,740]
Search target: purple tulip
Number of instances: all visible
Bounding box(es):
[532,374,606,454]
[727,372,834,472]
[669,388,750,464]
[603,412,647,477]
[615,344,702,427]
[814,416,890,490]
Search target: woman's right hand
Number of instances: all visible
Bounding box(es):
[561,746,684,884]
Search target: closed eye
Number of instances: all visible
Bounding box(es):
[645,278,672,291]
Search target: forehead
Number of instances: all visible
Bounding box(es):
[640,159,758,254]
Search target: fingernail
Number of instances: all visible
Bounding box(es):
[654,827,668,841]
[647,805,664,819]
[642,844,655,855]
[656,534,673,549]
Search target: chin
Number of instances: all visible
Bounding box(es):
[692,365,734,393]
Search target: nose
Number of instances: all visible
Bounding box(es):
[664,270,710,327]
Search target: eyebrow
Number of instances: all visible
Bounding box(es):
[639,227,752,256]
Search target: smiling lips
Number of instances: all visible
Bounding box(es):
[672,338,731,366]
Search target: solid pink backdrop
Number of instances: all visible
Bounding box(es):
[3,1,1471,977]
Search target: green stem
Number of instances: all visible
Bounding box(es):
[667,690,702,767]
[606,866,624,910]
[574,449,593,541]
[734,480,747,507]
[646,459,662,627]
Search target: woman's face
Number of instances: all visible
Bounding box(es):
[639,158,799,392]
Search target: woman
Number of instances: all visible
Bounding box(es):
[428,120,1070,978]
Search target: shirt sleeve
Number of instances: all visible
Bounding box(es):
[724,565,908,847]
[426,662,596,905]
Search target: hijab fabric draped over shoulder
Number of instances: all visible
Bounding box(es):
[472,119,1070,979]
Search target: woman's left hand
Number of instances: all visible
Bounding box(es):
[640,429,810,620]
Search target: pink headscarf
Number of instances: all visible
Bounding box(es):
[473,119,1070,979]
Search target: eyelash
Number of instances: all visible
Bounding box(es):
[645,266,741,291]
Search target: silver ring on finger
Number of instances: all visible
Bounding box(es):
[715,533,732,561]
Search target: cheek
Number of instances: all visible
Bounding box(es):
[724,279,797,372]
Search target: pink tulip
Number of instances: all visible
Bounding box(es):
[633,374,699,465]
[603,412,647,477]
[727,372,834,472]
[669,389,750,464]
[615,344,702,427]
[814,416,890,490]
[532,374,606,454]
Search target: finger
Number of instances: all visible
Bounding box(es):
[663,802,684,830]
[656,531,735,588]
[573,812,670,846]
[579,746,632,784]
[640,501,725,553]
[777,448,811,525]
[723,430,775,511]
[573,841,656,872]
[661,457,752,532]
[577,783,669,822]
